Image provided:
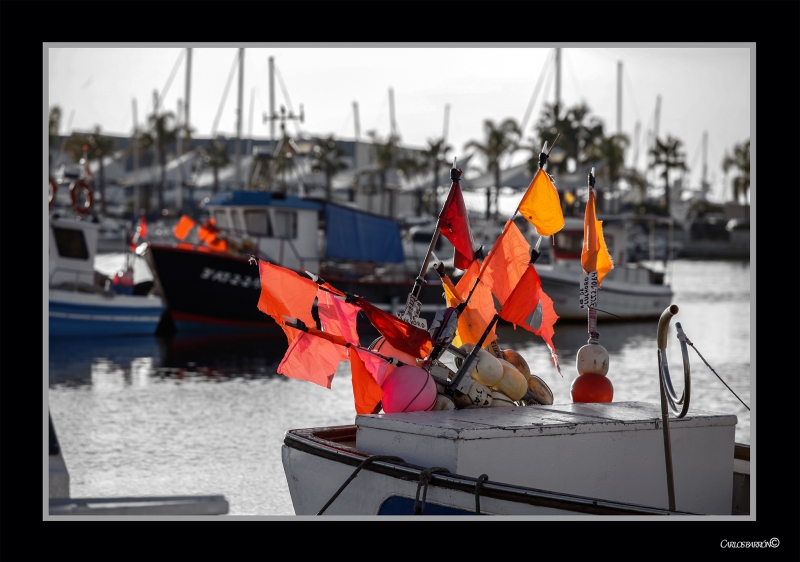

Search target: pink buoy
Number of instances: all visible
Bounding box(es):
[381,365,437,414]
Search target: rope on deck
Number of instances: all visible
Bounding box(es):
[475,474,489,514]
[413,467,451,515]
[317,455,405,515]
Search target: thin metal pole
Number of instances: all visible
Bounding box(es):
[658,349,677,512]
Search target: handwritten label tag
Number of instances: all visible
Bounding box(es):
[579,271,598,309]
[397,294,427,329]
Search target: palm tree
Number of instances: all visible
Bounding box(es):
[367,131,400,193]
[585,133,629,211]
[310,136,347,200]
[649,135,687,217]
[49,106,62,169]
[396,152,423,215]
[367,131,400,216]
[420,137,452,215]
[722,139,750,203]
[464,118,521,220]
[533,102,572,174]
[205,138,231,196]
[566,103,605,169]
[63,128,116,215]
[141,109,178,213]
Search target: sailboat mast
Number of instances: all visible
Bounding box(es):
[353,101,360,168]
[132,98,139,214]
[702,131,708,196]
[389,87,397,138]
[554,48,561,114]
[235,48,244,190]
[443,104,450,143]
[617,61,622,134]
[269,56,276,143]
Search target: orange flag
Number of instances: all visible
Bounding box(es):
[174,216,196,240]
[349,347,386,414]
[257,260,318,345]
[499,264,561,374]
[198,220,228,252]
[277,330,344,389]
[516,168,564,236]
[581,189,613,286]
[481,220,531,306]
[449,260,498,348]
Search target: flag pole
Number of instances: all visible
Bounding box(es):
[411,157,460,300]
[462,134,562,308]
[586,167,599,341]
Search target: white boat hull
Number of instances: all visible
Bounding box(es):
[535,262,673,320]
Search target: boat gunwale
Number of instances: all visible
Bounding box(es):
[284,426,695,516]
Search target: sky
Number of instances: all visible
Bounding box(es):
[47,44,752,203]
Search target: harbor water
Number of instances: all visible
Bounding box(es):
[47,259,752,516]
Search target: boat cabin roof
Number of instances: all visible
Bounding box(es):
[206,191,323,210]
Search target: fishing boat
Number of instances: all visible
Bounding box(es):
[143,191,444,335]
[531,215,674,321]
[275,154,749,516]
[49,203,165,338]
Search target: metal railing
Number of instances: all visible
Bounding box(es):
[655,304,693,512]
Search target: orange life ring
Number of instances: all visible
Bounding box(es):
[49,177,58,210]
[70,179,94,215]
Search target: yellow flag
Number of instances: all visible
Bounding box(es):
[442,269,496,349]
[581,189,613,285]
[516,169,565,236]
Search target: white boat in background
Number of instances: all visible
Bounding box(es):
[532,216,674,321]
[49,211,165,338]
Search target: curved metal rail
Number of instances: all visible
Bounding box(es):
[655,304,694,512]
[656,305,691,418]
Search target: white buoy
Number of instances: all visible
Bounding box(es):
[489,389,516,407]
[453,380,493,408]
[494,359,529,401]
[575,343,610,376]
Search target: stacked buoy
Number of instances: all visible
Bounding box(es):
[570,334,613,403]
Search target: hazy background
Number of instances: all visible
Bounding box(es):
[47,44,751,203]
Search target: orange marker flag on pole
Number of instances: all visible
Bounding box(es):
[173,215,196,240]
[480,220,531,306]
[277,330,345,389]
[451,260,498,348]
[581,188,614,286]
[257,260,319,345]
[499,263,561,374]
[349,347,386,415]
[516,168,564,236]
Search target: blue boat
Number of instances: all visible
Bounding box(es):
[49,213,165,338]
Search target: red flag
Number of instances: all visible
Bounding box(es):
[481,220,531,306]
[130,213,148,250]
[354,347,395,387]
[348,347,385,414]
[257,260,318,345]
[438,179,475,270]
[352,295,433,359]
[277,331,343,389]
[316,290,361,359]
[498,264,561,374]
